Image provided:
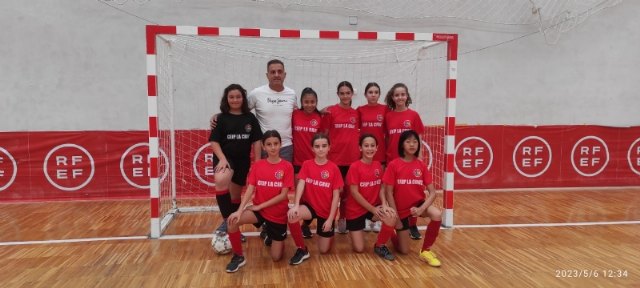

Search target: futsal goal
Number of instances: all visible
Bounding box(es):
[145,25,458,238]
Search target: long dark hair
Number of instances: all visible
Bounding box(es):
[398,130,420,158]
[220,84,250,114]
[385,83,412,110]
[312,133,330,146]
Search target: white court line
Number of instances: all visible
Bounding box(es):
[1,221,638,246]
[0,236,148,246]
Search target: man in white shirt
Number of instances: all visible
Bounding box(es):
[247,59,297,162]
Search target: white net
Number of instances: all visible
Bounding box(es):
[154,32,449,234]
[252,0,622,44]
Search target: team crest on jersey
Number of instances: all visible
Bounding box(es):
[374,169,381,177]
[320,170,330,179]
[376,114,383,122]
[310,119,318,127]
[413,169,422,178]
[403,120,411,128]
[275,170,284,180]
[350,117,356,124]
[244,124,252,133]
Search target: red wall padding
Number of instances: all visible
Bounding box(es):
[0,126,639,201]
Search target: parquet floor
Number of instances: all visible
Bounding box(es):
[0,188,638,287]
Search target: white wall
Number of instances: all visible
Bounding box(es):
[1,0,638,131]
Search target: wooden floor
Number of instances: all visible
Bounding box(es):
[0,188,639,287]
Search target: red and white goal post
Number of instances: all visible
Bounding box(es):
[145,25,457,238]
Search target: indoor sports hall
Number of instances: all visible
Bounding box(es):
[1,1,638,287]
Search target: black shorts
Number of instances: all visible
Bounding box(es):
[303,203,334,238]
[251,211,288,242]
[346,211,374,231]
[214,157,250,186]
[398,200,425,231]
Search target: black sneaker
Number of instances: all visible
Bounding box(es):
[409,226,422,240]
[225,254,246,273]
[264,235,272,246]
[374,245,395,261]
[289,248,310,265]
[301,224,312,239]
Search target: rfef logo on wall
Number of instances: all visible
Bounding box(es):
[455,136,493,179]
[120,143,169,189]
[44,144,95,191]
[0,147,18,192]
[512,136,552,178]
[628,138,640,176]
[193,143,216,187]
[571,136,609,177]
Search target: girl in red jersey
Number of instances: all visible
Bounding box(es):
[384,83,425,240]
[292,87,322,239]
[357,82,388,164]
[287,133,343,265]
[344,134,397,260]
[321,81,360,233]
[356,82,389,232]
[224,130,295,273]
[380,130,442,267]
[292,87,322,173]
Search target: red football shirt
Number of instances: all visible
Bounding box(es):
[292,109,322,166]
[247,159,295,224]
[382,158,433,219]
[385,109,425,161]
[357,104,389,163]
[344,160,383,219]
[321,105,360,166]
[298,159,344,218]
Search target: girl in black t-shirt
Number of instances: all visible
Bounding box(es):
[210,84,263,236]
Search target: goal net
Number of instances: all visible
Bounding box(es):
[147,26,457,238]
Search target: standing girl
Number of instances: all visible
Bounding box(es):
[224,130,295,273]
[287,133,343,265]
[344,134,397,260]
[209,84,262,238]
[291,87,323,239]
[379,130,442,267]
[321,81,360,233]
[356,82,389,232]
[384,83,425,239]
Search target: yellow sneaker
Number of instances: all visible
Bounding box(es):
[419,250,441,267]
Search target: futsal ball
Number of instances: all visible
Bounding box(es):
[211,232,232,255]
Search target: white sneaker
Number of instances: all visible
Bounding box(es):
[363,219,372,232]
[372,221,382,233]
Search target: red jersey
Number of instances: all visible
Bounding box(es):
[292,109,322,166]
[247,159,295,224]
[344,160,383,219]
[357,104,389,163]
[298,159,344,218]
[321,105,360,166]
[382,158,433,219]
[385,109,425,161]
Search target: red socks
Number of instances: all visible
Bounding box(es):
[228,231,243,256]
[288,221,306,249]
[422,220,441,251]
[409,216,418,227]
[375,223,395,247]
